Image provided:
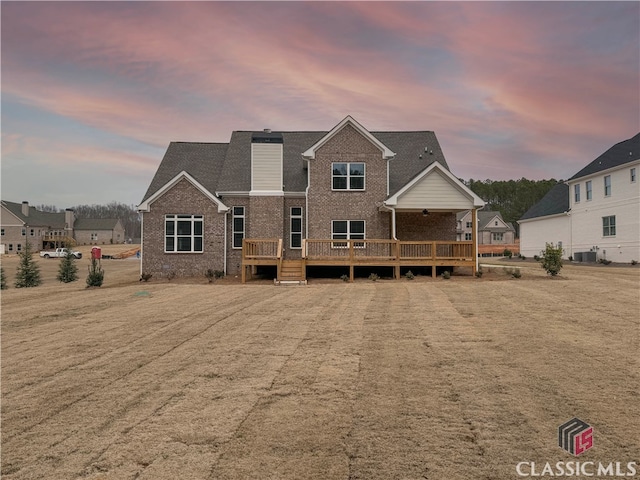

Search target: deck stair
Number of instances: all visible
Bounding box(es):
[276,259,306,285]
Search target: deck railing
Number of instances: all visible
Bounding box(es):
[242,238,282,260]
[303,239,473,261]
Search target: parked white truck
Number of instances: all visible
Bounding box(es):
[40,248,82,259]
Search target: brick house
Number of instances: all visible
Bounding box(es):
[138,116,485,281]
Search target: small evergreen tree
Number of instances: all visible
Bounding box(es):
[86,257,105,287]
[1,267,7,290]
[57,250,79,283]
[15,242,42,288]
[540,243,563,276]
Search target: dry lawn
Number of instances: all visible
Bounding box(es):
[1,249,639,479]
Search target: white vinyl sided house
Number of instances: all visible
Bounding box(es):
[519,133,640,263]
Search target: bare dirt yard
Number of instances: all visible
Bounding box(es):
[1,249,639,479]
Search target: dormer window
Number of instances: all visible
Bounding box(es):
[332,162,365,190]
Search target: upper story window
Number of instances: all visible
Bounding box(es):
[332,163,365,190]
[290,207,303,249]
[232,207,245,249]
[574,184,580,202]
[586,180,592,201]
[165,214,203,253]
[602,215,616,237]
[631,167,637,183]
[604,175,611,197]
[21,228,26,236]
[466,221,472,228]
[1,228,4,236]
[492,232,504,242]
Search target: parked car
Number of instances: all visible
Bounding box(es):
[39,248,82,259]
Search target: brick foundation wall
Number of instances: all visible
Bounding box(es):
[142,179,226,278]
[307,124,390,240]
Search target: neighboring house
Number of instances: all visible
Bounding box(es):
[0,200,127,253]
[74,218,125,245]
[139,116,485,281]
[456,210,516,244]
[519,133,640,262]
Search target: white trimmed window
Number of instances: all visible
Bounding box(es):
[290,207,303,249]
[631,167,637,183]
[465,233,472,241]
[574,184,580,202]
[466,221,472,228]
[17,244,22,252]
[604,175,611,197]
[602,216,616,237]
[21,228,26,236]
[1,229,4,236]
[332,220,365,247]
[165,215,203,253]
[586,180,592,201]
[30,229,34,236]
[492,232,504,242]
[332,163,365,190]
[91,233,98,241]
[232,207,245,249]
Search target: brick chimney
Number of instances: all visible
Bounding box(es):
[21,201,29,217]
[65,209,75,230]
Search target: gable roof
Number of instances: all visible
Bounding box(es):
[140,118,452,203]
[74,218,122,230]
[1,200,66,228]
[302,116,395,160]
[456,210,515,231]
[518,183,570,221]
[569,133,640,181]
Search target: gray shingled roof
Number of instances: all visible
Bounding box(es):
[455,210,515,231]
[141,128,449,203]
[74,218,121,230]
[519,184,570,221]
[569,133,640,180]
[1,201,66,228]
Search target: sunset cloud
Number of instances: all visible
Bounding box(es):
[1,1,638,206]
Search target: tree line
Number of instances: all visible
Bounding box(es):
[464,178,562,235]
[36,202,141,240]
[33,177,561,240]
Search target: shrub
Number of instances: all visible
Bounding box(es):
[632,260,638,265]
[405,270,415,280]
[598,259,612,265]
[140,272,153,282]
[539,243,563,276]
[15,242,42,288]
[57,250,79,283]
[568,256,573,262]
[475,267,483,278]
[441,270,451,280]
[205,269,216,283]
[340,274,349,282]
[503,249,513,259]
[1,267,7,290]
[368,273,380,282]
[166,271,176,281]
[512,268,522,279]
[533,255,540,261]
[86,257,105,287]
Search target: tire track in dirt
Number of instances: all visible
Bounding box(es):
[2,285,295,479]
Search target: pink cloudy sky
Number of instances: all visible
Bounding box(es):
[2,1,638,207]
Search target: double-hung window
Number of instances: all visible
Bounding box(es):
[574,184,580,202]
[465,233,472,241]
[332,220,365,247]
[631,167,637,183]
[290,207,303,249]
[466,221,472,228]
[332,163,365,190]
[602,216,616,237]
[165,215,203,252]
[604,175,611,197]
[232,207,245,249]
[586,180,592,201]
[492,232,504,242]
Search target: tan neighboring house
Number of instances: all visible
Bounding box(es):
[456,210,516,244]
[0,200,126,254]
[74,218,125,245]
[139,116,486,281]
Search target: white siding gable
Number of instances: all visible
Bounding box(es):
[396,168,474,210]
[251,143,283,194]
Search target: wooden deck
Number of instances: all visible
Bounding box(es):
[242,239,477,282]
